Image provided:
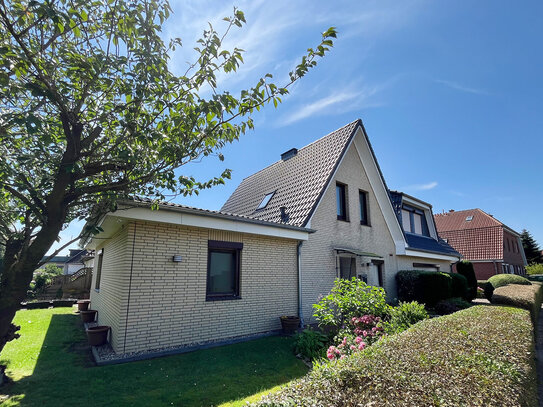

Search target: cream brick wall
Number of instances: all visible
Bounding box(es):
[300,136,399,322]
[89,225,130,351]
[396,256,453,274]
[299,133,456,321]
[94,220,299,354]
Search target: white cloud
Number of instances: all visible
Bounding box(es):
[402,181,438,191]
[434,79,490,95]
[281,91,360,125]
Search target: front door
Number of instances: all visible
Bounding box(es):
[339,257,356,280]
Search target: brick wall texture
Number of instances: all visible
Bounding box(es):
[90,221,298,354]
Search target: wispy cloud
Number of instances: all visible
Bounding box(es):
[434,79,490,95]
[402,181,438,191]
[281,91,361,125]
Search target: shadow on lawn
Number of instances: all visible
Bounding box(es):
[3,310,308,407]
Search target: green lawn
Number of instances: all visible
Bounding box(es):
[0,308,308,406]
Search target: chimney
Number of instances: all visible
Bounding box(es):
[281,148,298,161]
[280,206,289,223]
[449,209,455,213]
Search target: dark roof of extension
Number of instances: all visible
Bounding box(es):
[221,120,361,227]
[389,191,461,258]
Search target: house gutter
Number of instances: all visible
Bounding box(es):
[297,241,304,327]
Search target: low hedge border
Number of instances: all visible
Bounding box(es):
[253,306,537,407]
[491,282,543,325]
[485,274,532,301]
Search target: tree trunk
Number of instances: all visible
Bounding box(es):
[0,218,66,385]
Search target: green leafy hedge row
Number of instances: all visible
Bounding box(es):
[252,306,537,407]
[491,282,543,324]
[396,270,469,305]
[484,274,532,301]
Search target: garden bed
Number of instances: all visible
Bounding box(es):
[252,306,537,407]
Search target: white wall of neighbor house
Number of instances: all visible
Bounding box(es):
[91,220,299,354]
[300,138,399,322]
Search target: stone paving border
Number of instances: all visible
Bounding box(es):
[84,327,283,366]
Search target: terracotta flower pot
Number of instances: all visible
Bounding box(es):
[280,316,300,335]
[77,300,90,311]
[80,309,97,323]
[86,326,110,346]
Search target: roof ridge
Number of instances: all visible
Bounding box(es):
[240,119,361,182]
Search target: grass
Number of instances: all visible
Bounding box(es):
[252,306,537,407]
[0,307,308,407]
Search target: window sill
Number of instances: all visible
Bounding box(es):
[94,289,100,293]
[337,217,349,222]
[206,295,242,302]
[360,222,371,227]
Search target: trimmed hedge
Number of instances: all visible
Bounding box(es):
[450,273,469,300]
[457,260,477,301]
[396,270,452,306]
[485,274,532,301]
[491,282,543,324]
[253,306,537,407]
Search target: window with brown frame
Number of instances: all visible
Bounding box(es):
[206,240,242,301]
[95,249,104,290]
[336,182,348,221]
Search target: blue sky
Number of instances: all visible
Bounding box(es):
[50,0,543,254]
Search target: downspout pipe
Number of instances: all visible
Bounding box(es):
[297,241,304,328]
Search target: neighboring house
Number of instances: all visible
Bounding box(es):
[39,248,87,274]
[39,255,69,270]
[82,119,460,356]
[63,249,88,275]
[434,208,527,280]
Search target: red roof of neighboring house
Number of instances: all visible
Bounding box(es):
[433,208,502,232]
[434,208,521,261]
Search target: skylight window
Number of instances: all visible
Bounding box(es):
[256,192,275,210]
[466,216,473,222]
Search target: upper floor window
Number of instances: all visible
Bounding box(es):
[401,205,429,236]
[359,190,369,226]
[336,183,348,221]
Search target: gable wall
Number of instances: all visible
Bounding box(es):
[300,133,399,321]
[101,220,299,354]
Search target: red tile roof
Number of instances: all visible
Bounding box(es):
[434,208,520,261]
[433,208,501,232]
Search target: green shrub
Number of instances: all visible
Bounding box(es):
[449,273,469,300]
[434,297,472,315]
[396,270,452,306]
[252,306,536,407]
[526,263,543,275]
[491,282,543,325]
[382,301,428,334]
[312,278,389,335]
[485,274,531,301]
[456,260,477,301]
[293,328,328,360]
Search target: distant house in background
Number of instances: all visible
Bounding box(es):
[434,208,527,280]
[40,248,88,275]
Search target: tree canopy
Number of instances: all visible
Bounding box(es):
[521,229,542,264]
[0,0,336,371]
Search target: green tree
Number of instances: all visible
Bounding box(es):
[521,229,542,264]
[0,0,336,372]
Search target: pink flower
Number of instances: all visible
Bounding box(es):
[362,330,368,337]
[350,345,356,350]
[358,342,366,350]
[341,337,348,346]
[340,355,346,360]
[355,336,363,344]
